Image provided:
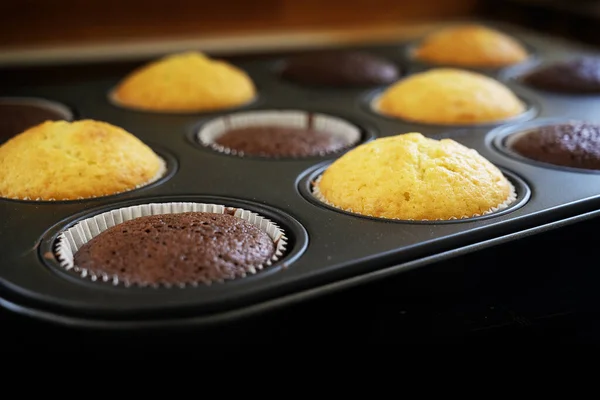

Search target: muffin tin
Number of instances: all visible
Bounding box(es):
[2,20,600,329]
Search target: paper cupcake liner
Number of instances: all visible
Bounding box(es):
[196,109,362,157]
[311,174,518,221]
[9,157,167,202]
[54,201,288,288]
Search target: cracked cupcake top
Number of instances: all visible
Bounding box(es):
[315,132,515,220]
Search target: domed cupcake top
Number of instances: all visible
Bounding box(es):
[72,212,277,287]
[375,68,526,125]
[280,50,400,87]
[197,109,362,158]
[315,132,516,221]
[507,121,600,170]
[112,51,256,112]
[0,119,165,201]
[413,24,529,68]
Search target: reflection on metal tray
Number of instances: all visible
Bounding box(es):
[1,20,600,329]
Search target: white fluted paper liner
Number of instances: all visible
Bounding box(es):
[197,110,362,157]
[312,174,518,221]
[54,202,288,287]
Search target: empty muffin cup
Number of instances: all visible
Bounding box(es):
[196,109,362,158]
[54,202,288,288]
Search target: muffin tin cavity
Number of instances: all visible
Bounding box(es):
[40,196,308,290]
[0,97,74,143]
[490,118,600,174]
[297,162,531,224]
[190,109,374,159]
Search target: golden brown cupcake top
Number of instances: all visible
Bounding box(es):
[112,51,256,112]
[0,119,165,201]
[316,133,515,221]
[376,68,526,125]
[413,24,529,68]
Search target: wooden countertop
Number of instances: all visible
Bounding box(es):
[0,23,450,67]
[0,0,477,66]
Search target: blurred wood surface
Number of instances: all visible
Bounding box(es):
[0,0,477,49]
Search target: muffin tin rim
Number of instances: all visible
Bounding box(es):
[184,107,379,161]
[488,117,600,175]
[297,161,531,225]
[37,195,309,293]
[0,143,179,205]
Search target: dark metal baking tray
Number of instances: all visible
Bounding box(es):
[2,20,600,329]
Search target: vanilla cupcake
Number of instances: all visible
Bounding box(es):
[375,68,526,125]
[0,119,165,200]
[413,24,529,68]
[112,51,256,113]
[314,132,516,221]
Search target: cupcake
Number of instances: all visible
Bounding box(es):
[279,50,400,87]
[111,51,256,113]
[375,68,526,125]
[0,119,165,201]
[55,203,287,287]
[520,57,600,94]
[413,24,529,68]
[314,132,516,221]
[0,98,72,143]
[507,121,600,170]
[197,110,361,158]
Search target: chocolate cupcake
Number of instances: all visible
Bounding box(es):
[0,97,72,142]
[507,121,600,170]
[55,202,287,287]
[521,57,600,94]
[197,110,361,158]
[279,50,400,87]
